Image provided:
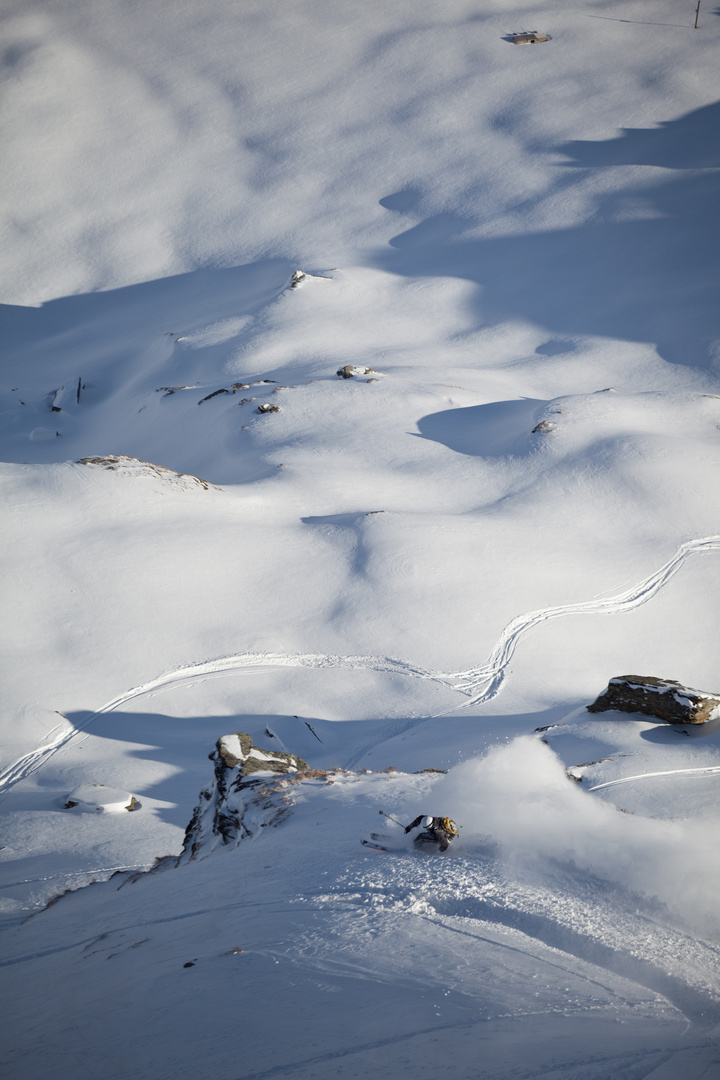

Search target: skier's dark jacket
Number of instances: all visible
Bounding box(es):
[405,815,456,852]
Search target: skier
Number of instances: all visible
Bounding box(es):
[404,815,458,852]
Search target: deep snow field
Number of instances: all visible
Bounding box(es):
[1,1,720,1077]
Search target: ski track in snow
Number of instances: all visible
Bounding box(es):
[589,766,720,792]
[1,535,718,798]
[444,535,720,708]
[0,865,149,893]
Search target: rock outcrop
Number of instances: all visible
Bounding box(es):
[587,676,720,725]
[77,455,219,490]
[178,734,309,861]
[215,732,308,776]
[336,365,380,379]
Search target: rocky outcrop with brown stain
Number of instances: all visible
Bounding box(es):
[587,676,720,724]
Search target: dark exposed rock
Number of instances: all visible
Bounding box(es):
[512,31,551,44]
[587,676,720,725]
[215,733,308,777]
[216,731,253,768]
[197,387,229,404]
[178,734,310,859]
[195,381,268,403]
[336,365,380,379]
[257,403,280,414]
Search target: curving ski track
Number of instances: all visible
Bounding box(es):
[440,535,720,708]
[589,765,720,792]
[1,534,718,798]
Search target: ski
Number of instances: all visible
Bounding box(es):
[361,838,390,852]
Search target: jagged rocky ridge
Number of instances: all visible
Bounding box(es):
[177,734,310,862]
[587,676,720,725]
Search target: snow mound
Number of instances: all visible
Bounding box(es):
[64,783,139,813]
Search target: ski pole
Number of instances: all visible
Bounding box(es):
[379,810,405,829]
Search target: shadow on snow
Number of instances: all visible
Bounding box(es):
[375,101,720,373]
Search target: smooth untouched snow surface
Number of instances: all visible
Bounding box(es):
[1,1,720,1077]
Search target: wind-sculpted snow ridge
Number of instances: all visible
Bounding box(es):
[1,535,718,798]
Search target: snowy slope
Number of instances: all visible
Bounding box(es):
[2,0,720,1076]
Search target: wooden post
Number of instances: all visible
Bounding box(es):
[695,0,701,28]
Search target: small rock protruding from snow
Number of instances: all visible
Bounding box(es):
[336,365,381,379]
[531,419,557,434]
[587,676,720,725]
[290,269,334,289]
[155,385,196,396]
[64,784,139,813]
[512,31,551,44]
[257,403,280,414]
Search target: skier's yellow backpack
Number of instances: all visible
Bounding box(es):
[437,817,458,838]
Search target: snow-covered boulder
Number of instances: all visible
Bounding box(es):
[587,676,720,725]
[64,784,139,813]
